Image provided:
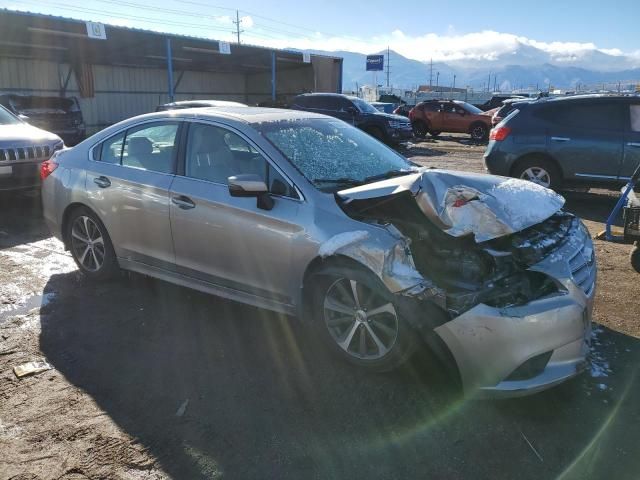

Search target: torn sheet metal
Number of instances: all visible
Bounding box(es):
[338,170,565,242]
[317,228,432,295]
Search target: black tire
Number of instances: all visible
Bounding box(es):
[511,156,562,190]
[365,126,386,143]
[469,123,488,141]
[631,244,640,274]
[429,130,441,138]
[310,265,417,372]
[412,121,428,138]
[65,206,119,280]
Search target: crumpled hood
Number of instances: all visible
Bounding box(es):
[337,169,565,242]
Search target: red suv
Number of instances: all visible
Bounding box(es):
[409,100,493,141]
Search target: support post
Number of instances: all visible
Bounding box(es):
[337,59,343,94]
[166,37,174,103]
[271,51,276,102]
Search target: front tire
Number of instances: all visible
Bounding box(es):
[311,266,416,372]
[469,123,488,141]
[512,156,562,190]
[631,244,640,274]
[66,207,119,280]
[412,121,428,138]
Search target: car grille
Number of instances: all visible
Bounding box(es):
[389,120,412,129]
[568,238,596,295]
[0,145,52,162]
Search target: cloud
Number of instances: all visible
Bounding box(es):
[240,15,254,29]
[245,28,639,68]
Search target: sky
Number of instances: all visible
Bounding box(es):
[2,0,639,63]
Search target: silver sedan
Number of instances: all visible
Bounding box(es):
[41,107,595,397]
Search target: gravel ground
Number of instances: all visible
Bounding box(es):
[1,137,640,480]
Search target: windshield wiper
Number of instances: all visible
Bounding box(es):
[363,169,417,184]
[313,178,363,187]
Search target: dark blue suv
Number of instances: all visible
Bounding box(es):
[290,93,413,145]
[484,95,640,190]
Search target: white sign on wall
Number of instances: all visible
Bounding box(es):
[219,41,231,55]
[302,52,311,63]
[86,22,107,40]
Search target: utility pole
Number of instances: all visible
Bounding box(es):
[451,74,456,92]
[386,46,390,87]
[493,75,497,92]
[430,59,434,88]
[487,72,491,93]
[233,10,244,44]
[435,71,439,91]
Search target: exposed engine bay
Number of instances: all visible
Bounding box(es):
[337,188,576,315]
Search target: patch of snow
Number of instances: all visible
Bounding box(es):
[318,231,369,258]
[597,383,608,391]
[490,178,565,232]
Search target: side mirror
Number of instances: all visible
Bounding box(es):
[346,106,358,115]
[228,174,274,210]
[18,114,29,122]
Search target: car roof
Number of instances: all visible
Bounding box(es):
[535,94,638,104]
[145,106,330,124]
[161,99,247,107]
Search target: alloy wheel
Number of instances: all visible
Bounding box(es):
[323,278,399,360]
[70,215,106,272]
[471,125,486,140]
[520,167,551,188]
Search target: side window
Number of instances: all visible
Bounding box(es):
[538,103,624,131]
[630,105,640,132]
[97,132,125,164]
[185,123,298,198]
[122,122,179,173]
[294,96,309,108]
[317,97,341,111]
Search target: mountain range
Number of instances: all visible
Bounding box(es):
[308,46,640,92]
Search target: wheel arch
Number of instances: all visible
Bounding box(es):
[60,202,97,250]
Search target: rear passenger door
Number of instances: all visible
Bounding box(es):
[621,102,640,180]
[86,121,181,268]
[543,101,625,182]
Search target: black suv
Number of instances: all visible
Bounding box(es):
[0,94,85,146]
[290,93,413,144]
[484,95,640,190]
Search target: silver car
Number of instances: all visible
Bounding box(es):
[41,107,596,397]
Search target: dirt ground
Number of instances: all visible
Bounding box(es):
[1,135,640,480]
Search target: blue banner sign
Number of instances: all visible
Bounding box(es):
[366,55,384,71]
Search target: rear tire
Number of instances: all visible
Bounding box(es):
[631,244,640,274]
[429,130,441,138]
[512,156,562,190]
[66,207,119,280]
[310,265,416,372]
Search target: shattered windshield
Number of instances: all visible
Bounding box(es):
[256,118,418,191]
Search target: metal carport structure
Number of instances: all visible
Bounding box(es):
[0,9,343,134]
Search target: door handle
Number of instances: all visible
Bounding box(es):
[627,142,640,148]
[93,176,111,188]
[551,136,571,142]
[171,195,195,210]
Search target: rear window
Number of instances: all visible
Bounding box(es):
[535,102,624,131]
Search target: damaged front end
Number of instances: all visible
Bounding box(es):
[331,170,595,395]
[335,170,574,315]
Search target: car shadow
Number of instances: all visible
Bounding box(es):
[0,190,51,249]
[563,190,621,226]
[39,271,640,479]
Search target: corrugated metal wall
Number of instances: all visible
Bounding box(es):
[0,56,340,135]
[0,58,249,134]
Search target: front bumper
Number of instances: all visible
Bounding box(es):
[388,127,414,142]
[0,161,41,191]
[434,220,596,398]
